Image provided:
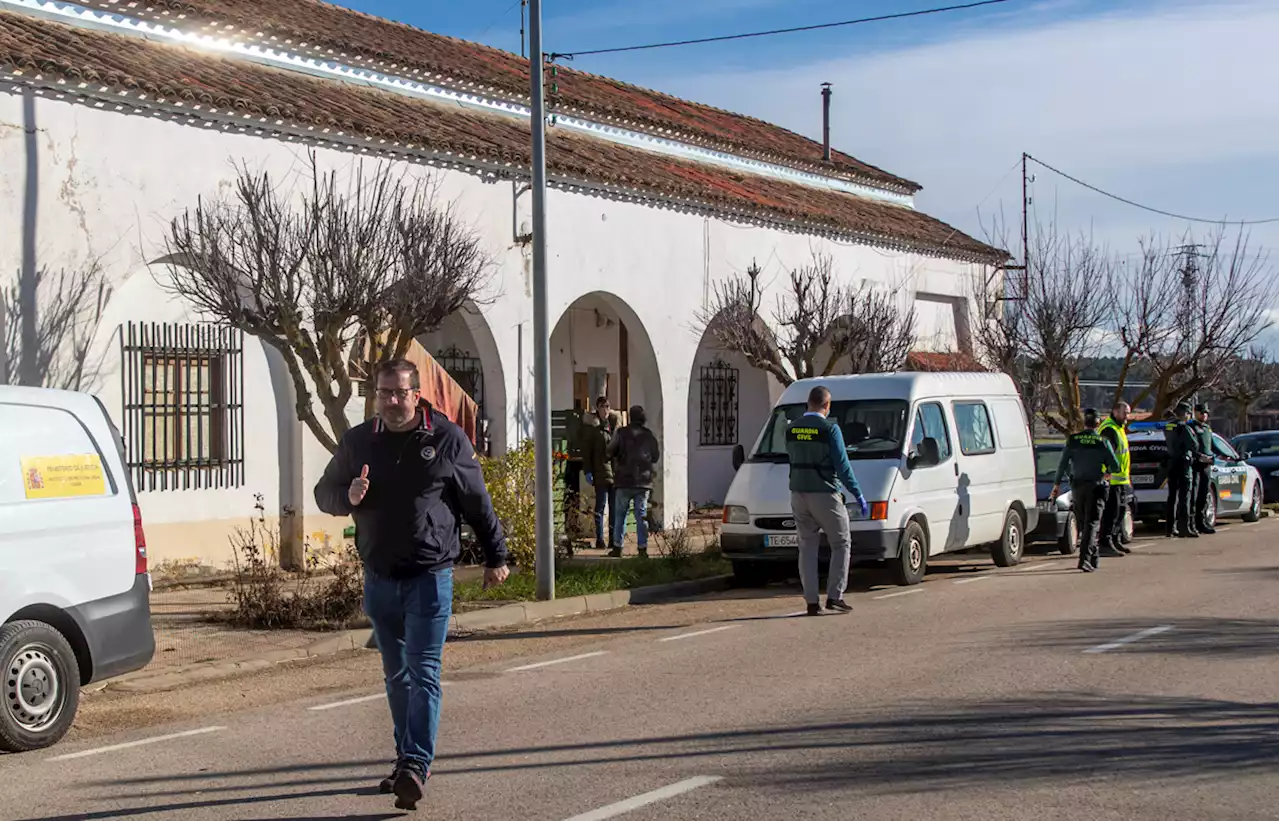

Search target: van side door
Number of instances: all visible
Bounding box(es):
[904,401,958,555]
[950,399,1005,545]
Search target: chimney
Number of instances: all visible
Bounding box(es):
[820,82,832,162]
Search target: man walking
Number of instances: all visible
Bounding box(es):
[1189,403,1217,534]
[1051,408,1120,573]
[784,385,868,615]
[580,396,618,552]
[315,359,508,811]
[1097,402,1133,556]
[608,404,661,558]
[1164,402,1199,538]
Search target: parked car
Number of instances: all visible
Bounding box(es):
[1128,421,1264,527]
[0,386,156,752]
[721,372,1039,586]
[1229,430,1279,504]
[1029,442,1133,554]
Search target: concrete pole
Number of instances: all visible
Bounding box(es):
[528,0,555,601]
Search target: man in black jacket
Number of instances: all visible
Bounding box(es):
[1051,409,1120,573]
[607,404,661,557]
[315,359,508,811]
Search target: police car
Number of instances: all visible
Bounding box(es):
[1126,421,1265,527]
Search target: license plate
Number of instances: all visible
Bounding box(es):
[766,534,799,547]
[1132,475,1155,486]
[1037,500,1055,513]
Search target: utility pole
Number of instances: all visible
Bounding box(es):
[1021,152,1029,282]
[528,0,555,601]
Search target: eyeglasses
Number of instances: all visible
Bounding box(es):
[375,388,416,400]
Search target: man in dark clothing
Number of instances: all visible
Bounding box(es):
[1189,403,1217,534]
[1097,402,1132,557]
[315,359,508,811]
[580,396,618,551]
[607,404,660,557]
[1051,408,1120,573]
[1163,402,1199,538]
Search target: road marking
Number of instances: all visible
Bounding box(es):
[953,575,993,585]
[49,726,225,761]
[873,588,923,600]
[659,625,739,642]
[1011,560,1063,572]
[560,775,723,821]
[507,651,608,672]
[309,693,384,711]
[1082,624,1175,654]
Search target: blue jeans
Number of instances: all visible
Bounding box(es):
[612,488,649,548]
[594,485,616,547]
[363,567,454,775]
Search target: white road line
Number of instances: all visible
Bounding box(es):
[659,625,739,642]
[309,694,384,711]
[507,651,609,672]
[560,775,723,821]
[953,575,993,585]
[873,588,923,600]
[49,726,225,761]
[1011,560,1063,572]
[1082,625,1175,654]
[783,610,810,617]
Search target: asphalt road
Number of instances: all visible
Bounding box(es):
[3,520,1276,821]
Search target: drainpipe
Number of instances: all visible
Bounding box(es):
[821,82,832,163]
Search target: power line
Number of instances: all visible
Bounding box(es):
[549,0,1013,60]
[1025,154,1280,226]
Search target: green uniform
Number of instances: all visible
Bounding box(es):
[1164,420,1197,536]
[1188,418,1215,532]
[1055,429,1120,570]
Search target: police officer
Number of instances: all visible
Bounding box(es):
[1051,408,1120,572]
[784,385,869,616]
[1097,402,1132,556]
[315,359,508,811]
[1164,402,1198,538]
[1189,403,1217,534]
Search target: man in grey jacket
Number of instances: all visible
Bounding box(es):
[607,405,660,557]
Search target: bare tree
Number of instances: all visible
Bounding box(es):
[160,153,493,453]
[972,220,1116,434]
[1113,228,1275,417]
[695,252,916,385]
[2,259,111,390]
[1214,346,1278,433]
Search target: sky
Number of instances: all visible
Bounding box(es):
[335,0,1279,348]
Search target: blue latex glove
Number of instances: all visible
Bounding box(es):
[855,495,869,519]
[586,472,594,485]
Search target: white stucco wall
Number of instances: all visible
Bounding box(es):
[0,87,990,564]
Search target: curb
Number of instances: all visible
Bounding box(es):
[92,574,733,695]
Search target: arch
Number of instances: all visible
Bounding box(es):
[686,309,781,508]
[417,298,509,456]
[550,291,664,548]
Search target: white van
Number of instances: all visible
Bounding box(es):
[720,372,1039,586]
[0,386,155,752]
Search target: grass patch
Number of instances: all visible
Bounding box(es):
[454,552,730,603]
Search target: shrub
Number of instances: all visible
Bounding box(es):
[479,439,536,570]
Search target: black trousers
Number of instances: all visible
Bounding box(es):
[1071,480,1108,568]
[1192,466,1213,529]
[1099,484,1128,548]
[1165,469,1193,535]
[563,460,583,539]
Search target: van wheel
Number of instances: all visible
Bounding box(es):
[1243,484,1262,523]
[1120,505,1134,544]
[1058,511,1079,556]
[731,560,774,588]
[891,522,928,586]
[0,620,81,753]
[991,509,1025,567]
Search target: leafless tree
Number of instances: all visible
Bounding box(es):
[695,252,916,385]
[2,259,111,390]
[1211,347,1277,432]
[160,152,493,453]
[972,219,1116,434]
[1112,228,1276,417]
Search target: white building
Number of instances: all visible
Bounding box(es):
[0,0,1006,570]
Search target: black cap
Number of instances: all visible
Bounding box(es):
[1175,401,1193,414]
[1083,408,1099,424]
[1194,403,1209,413]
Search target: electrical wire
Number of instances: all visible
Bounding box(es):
[1026,154,1279,226]
[549,0,1013,60]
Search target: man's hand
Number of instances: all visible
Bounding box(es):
[348,464,370,507]
[483,565,510,590]
[1050,483,1060,503]
[855,495,869,519]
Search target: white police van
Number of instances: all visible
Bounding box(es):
[1127,421,1264,527]
[720,372,1039,586]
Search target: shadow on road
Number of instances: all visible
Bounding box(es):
[1008,617,1279,658]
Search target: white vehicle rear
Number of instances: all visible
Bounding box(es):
[0,386,155,752]
[720,372,1039,586]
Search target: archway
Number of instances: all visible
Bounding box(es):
[417,299,508,456]
[687,313,781,508]
[550,291,663,550]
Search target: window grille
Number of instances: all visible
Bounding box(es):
[699,358,739,446]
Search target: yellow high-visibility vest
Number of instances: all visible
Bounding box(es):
[1097,417,1130,486]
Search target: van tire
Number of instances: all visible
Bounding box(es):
[891,522,928,586]
[0,620,81,753]
[991,509,1025,567]
[731,560,774,588]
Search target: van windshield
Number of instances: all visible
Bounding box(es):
[751,400,910,462]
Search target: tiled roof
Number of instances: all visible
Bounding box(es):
[69,0,921,194]
[904,351,987,372]
[0,10,1005,262]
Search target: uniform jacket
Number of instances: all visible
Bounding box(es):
[1097,416,1131,486]
[785,412,863,498]
[1188,419,1214,469]
[607,423,660,489]
[1164,421,1198,475]
[1055,428,1121,486]
[315,403,507,577]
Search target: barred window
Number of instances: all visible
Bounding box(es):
[121,322,245,491]
[699,358,739,446]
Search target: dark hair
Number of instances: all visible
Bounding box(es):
[375,358,420,390]
[629,404,646,425]
[807,385,831,409]
[596,395,610,408]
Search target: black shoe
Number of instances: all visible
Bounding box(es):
[1079,563,1096,573]
[805,602,822,616]
[1198,526,1216,535]
[1115,544,1132,554]
[637,548,649,559]
[595,541,607,551]
[393,767,427,811]
[1099,547,1125,558]
[378,764,399,795]
[1178,530,1200,539]
[825,598,852,613]
[607,547,622,558]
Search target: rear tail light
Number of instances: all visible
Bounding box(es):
[133,503,148,575]
[869,501,888,521]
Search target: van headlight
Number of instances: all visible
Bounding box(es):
[722,505,750,524]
